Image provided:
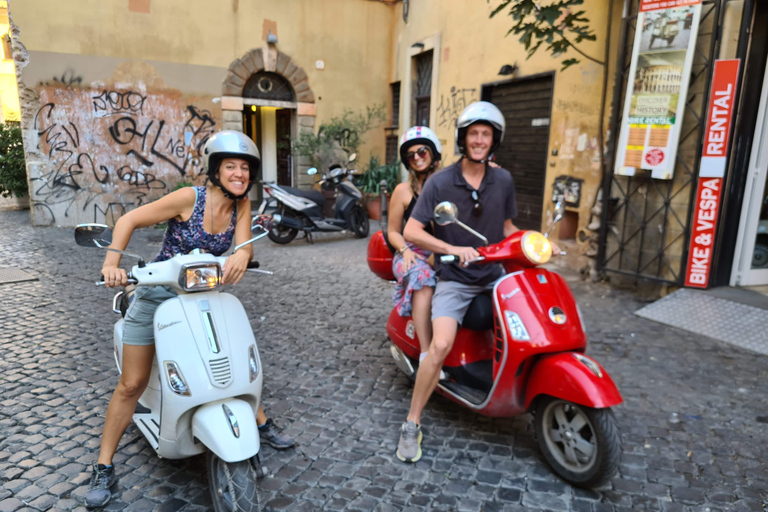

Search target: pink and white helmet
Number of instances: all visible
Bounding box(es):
[399,126,442,170]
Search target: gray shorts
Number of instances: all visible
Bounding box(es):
[122,286,178,346]
[431,279,496,323]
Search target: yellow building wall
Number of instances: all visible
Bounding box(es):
[390,0,620,246]
[9,0,394,225]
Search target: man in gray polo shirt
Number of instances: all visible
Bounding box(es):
[396,101,519,462]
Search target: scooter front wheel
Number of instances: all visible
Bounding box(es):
[534,396,621,488]
[207,452,261,512]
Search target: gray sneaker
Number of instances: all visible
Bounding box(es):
[85,464,118,508]
[258,418,296,450]
[396,421,422,462]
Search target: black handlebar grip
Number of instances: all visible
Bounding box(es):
[247,261,260,269]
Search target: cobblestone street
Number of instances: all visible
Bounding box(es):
[1,209,767,512]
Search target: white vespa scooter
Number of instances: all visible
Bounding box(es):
[75,221,273,512]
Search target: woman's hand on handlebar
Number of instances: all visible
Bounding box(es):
[102,266,128,288]
[222,249,250,285]
[449,245,480,265]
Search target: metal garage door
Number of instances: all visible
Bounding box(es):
[483,74,554,231]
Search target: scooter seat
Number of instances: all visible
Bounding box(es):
[462,293,494,331]
[281,186,326,208]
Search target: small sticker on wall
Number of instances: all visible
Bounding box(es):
[531,118,550,127]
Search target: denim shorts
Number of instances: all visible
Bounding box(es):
[431,279,496,323]
[122,286,178,346]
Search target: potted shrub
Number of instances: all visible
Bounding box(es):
[358,156,401,220]
[0,121,29,210]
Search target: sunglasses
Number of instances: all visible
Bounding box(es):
[406,147,431,162]
[471,190,483,216]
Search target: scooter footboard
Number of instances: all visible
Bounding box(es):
[192,399,260,463]
[524,353,622,410]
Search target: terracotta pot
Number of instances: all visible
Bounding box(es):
[366,195,381,221]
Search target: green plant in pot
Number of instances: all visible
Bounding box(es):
[357,155,402,221]
[0,122,28,199]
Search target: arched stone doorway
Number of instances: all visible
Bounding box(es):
[221,47,316,195]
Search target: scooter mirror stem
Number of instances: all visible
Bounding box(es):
[233,230,269,253]
[92,240,147,268]
[456,221,489,246]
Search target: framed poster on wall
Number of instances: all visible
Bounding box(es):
[613,0,702,179]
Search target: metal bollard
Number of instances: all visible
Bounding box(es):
[379,179,389,230]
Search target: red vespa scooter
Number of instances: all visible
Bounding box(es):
[369,201,622,487]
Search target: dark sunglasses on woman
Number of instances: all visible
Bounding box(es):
[407,147,431,162]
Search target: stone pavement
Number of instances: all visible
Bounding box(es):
[0,209,766,512]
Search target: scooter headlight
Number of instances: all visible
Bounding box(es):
[504,311,531,341]
[248,345,260,383]
[179,263,221,292]
[164,361,191,396]
[522,232,552,265]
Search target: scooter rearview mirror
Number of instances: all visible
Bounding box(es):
[553,201,565,225]
[307,167,318,175]
[75,223,113,248]
[434,202,459,226]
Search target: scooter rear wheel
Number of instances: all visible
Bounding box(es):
[350,204,369,238]
[268,224,298,244]
[207,452,261,512]
[534,396,621,488]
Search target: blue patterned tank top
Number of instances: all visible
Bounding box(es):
[152,186,238,262]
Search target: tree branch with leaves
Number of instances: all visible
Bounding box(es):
[489,0,604,70]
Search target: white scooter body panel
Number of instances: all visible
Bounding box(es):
[192,398,260,463]
[122,290,263,460]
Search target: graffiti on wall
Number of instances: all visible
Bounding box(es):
[28,84,219,226]
[436,86,478,129]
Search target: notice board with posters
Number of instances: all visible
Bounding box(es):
[614,0,702,179]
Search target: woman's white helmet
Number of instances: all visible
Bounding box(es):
[399,126,442,171]
[202,130,261,200]
[455,101,505,158]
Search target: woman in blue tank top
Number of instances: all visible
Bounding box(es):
[84,131,294,508]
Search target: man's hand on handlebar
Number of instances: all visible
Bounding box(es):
[449,245,480,265]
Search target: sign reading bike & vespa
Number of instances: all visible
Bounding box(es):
[685,59,740,288]
[613,0,702,180]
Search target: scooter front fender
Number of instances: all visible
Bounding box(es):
[192,399,260,463]
[524,353,622,410]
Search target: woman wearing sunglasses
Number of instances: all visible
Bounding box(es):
[388,126,443,369]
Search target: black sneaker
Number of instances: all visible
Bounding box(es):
[85,463,118,508]
[258,418,296,450]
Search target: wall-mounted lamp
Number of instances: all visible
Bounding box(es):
[498,64,517,76]
[266,30,278,44]
[411,42,425,49]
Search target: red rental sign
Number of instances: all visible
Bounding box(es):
[640,0,700,12]
[685,59,740,288]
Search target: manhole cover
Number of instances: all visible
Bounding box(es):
[0,267,37,285]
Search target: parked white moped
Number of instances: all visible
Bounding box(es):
[75,222,274,512]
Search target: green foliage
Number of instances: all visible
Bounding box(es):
[292,104,387,171]
[357,155,402,196]
[0,122,28,199]
[173,180,195,191]
[488,0,603,70]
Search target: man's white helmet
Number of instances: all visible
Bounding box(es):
[455,101,505,156]
[399,126,442,170]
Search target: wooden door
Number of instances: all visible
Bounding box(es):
[276,109,292,186]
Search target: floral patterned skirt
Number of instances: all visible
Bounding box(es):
[392,243,436,317]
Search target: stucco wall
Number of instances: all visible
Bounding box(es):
[10,0,394,226]
[390,0,620,238]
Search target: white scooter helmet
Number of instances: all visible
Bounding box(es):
[202,131,261,200]
[455,101,505,162]
[399,126,443,172]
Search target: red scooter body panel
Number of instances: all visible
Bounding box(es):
[524,352,623,409]
[367,231,395,281]
[493,269,587,356]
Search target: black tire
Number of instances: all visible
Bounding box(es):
[667,35,676,45]
[752,243,768,268]
[534,396,621,488]
[350,204,369,238]
[207,452,261,512]
[267,224,298,244]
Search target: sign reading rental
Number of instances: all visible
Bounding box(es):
[685,59,740,288]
